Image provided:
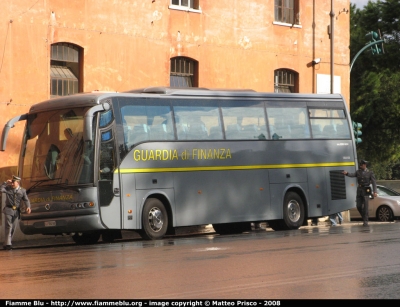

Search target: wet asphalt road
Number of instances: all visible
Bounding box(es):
[1,221,400,299]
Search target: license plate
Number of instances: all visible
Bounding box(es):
[44,221,56,227]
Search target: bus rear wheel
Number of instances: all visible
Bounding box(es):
[282,191,304,229]
[72,232,101,245]
[140,198,168,240]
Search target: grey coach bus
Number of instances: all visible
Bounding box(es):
[1,87,357,243]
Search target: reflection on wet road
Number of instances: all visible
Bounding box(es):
[1,222,400,299]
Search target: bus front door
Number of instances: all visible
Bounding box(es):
[98,128,121,229]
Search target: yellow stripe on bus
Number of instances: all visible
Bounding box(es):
[116,162,355,174]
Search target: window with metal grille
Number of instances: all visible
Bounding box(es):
[330,170,347,200]
[50,43,81,98]
[171,0,199,10]
[274,69,298,93]
[170,57,198,87]
[274,0,299,25]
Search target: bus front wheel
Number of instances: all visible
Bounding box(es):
[140,198,168,240]
[282,191,305,229]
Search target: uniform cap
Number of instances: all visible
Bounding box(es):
[12,175,21,181]
[360,160,368,165]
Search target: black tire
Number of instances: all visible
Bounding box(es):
[377,205,393,222]
[72,232,101,245]
[212,222,252,235]
[140,198,168,240]
[282,191,305,230]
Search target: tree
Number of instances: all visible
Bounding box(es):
[350,0,400,179]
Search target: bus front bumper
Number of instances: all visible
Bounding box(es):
[19,214,106,235]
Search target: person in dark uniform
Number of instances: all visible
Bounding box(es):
[1,175,31,250]
[343,160,377,227]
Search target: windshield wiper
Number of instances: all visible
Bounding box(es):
[27,179,55,193]
[49,183,83,193]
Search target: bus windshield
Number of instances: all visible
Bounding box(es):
[21,107,94,190]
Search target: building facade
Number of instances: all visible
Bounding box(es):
[0,0,350,176]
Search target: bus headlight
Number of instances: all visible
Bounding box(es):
[69,202,95,209]
[84,202,95,208]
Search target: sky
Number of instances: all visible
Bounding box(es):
[351,0,377,8]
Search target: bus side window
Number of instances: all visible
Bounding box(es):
[309,108,349,140]
[290,124,310,139]
[267,108,287,139]
[274,122,291,139]
[176,123,188,140]
[226,124,242,139]
[123,124,132,145]
[336,124,350,138]
[258,126,267,139]
[209,126,223,140]
[322,125,336,138]
[149,124,168,140]
[268,125,275,139]
[129,124,150,145]
[149,106,175,141]
[242,124,259,139]
[188,121,208,140]
[311,124,323,138]
[222,106,267,140]
[267,107,310,140]
[174,105,220,141]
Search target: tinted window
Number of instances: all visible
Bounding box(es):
[221,106,267,140]
[121,105,174,148]
[267,107,310,140]
[99,110,113,128]
[173,106,221,140]
[309,108,350,139]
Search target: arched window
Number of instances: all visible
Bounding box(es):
[170,57,198,87]
[274,69,299,93]
[50,43,82,97]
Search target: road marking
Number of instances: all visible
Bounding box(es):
[193,247,228,252]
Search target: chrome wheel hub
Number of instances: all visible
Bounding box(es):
[148,207,163,232]
[287,200,301,223]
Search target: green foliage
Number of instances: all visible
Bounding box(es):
[350,1,400,179]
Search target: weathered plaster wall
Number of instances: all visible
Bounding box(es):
[0,0,350,174]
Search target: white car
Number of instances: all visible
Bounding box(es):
[350,185,400,222]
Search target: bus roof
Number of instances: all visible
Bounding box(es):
[29,87,345,113]
[124,87,344,100]
[29,92,110,113]
[124,86,256,95]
